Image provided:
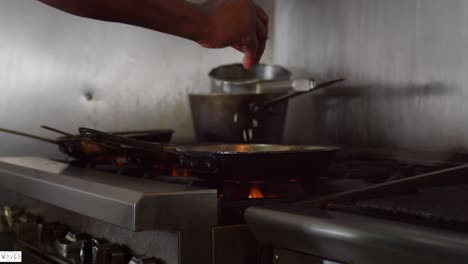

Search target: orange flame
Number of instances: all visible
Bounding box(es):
[248,184,264,199]
[171,165,189,177]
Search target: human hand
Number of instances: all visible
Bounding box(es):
[197,0,268,69]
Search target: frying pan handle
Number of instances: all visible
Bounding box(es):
[0,128,58,144]
[41,125,73,137]
[79,127,164,153]
[249,77,346,115]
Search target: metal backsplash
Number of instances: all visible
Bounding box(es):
[275,0,468,153]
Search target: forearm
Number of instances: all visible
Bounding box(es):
[37,0,209,42]
[37,0,269,69]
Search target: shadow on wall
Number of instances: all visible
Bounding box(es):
[284,81,462,152]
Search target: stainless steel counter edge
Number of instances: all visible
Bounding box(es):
[0,159,217,231]
[245,204,468,264]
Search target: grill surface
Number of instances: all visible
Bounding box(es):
[329,184,468,231]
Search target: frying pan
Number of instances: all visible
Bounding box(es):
[79,127,338,182]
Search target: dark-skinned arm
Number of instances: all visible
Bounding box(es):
[36,0,268,69]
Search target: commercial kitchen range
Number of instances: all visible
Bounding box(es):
[4,0,468,263]
[1,137,468,264]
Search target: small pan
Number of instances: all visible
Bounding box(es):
[79,127,338,182]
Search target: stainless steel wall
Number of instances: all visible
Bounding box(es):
[276,0,468,152]
[0,0,274,157]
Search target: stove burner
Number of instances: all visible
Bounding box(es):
[67,150,456,202]
[248,184,265,199]
[62,148,463,228]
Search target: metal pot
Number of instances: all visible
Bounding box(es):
[189,93,288,143]
[190,78,346,144]
[209,64,292,94]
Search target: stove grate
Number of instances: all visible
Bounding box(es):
[329,184,468,232]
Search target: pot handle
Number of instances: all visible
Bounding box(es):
[249,77,346,115]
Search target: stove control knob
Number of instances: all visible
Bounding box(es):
[81,238,108,264]
[55,231,88,262]
[3,206,21,228]
[80,238,96,264]
[13,213,39,245]
[273,253,279,263]
[95,243,126,264]
[37,222,68,252]
[128,255,159,264]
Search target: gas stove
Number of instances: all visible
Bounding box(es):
[246,151,468,264]
[0,156,217,264]
[0,148,464,264]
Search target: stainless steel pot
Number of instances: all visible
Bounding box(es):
[190,78,345,144]
[189,93,288,143]
[209,64,292,94]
